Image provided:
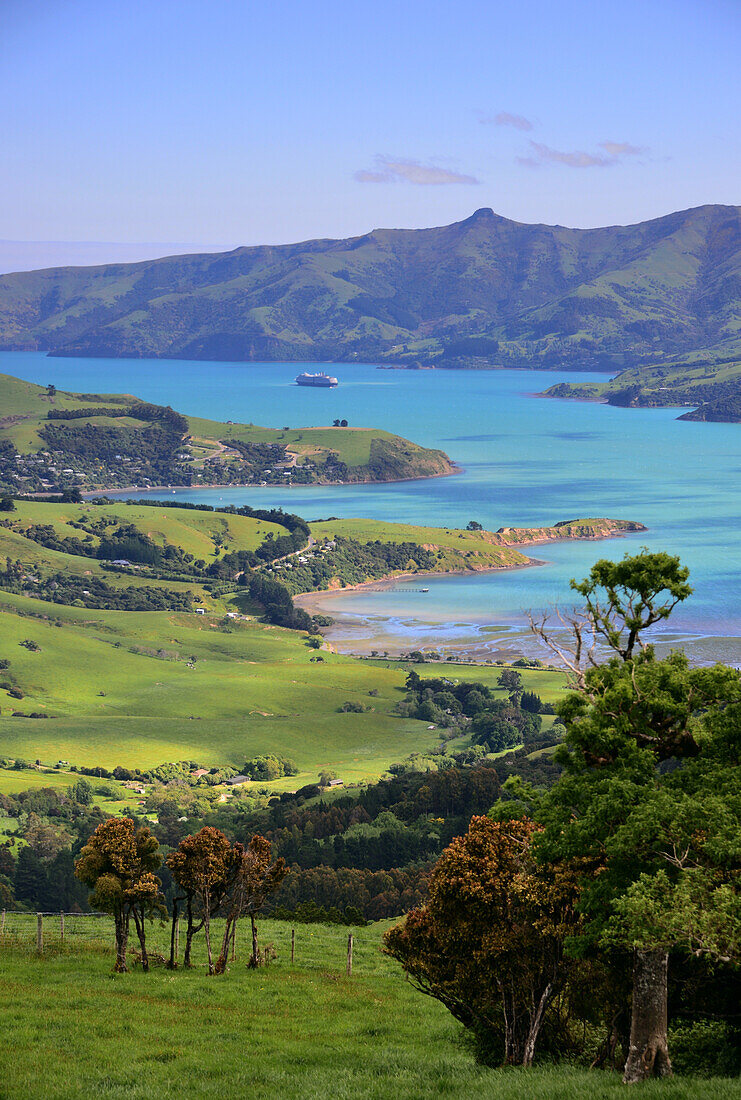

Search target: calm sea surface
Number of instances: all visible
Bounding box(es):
[3,350,740,665]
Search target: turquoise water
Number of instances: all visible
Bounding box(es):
[3,350,740,664]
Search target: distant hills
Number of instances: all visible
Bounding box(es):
[0,205,738,378]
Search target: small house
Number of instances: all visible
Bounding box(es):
[227,774,249,786]
[195,608,206,615]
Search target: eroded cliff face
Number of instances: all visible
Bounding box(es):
[491,519,647,546]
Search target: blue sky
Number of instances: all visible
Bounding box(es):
[2,0,739,255]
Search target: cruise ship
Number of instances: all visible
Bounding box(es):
[295,371,338,388]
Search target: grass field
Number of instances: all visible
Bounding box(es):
[187,416,401,468]
[0,495,570,792]
[2,498,282,562]
[0,580,566,786]
[0,919,735,1100]
[0,373,135,450]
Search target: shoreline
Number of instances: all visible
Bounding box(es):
[82,463,463,499]
[294,557,550,614]
[294,525,646,615]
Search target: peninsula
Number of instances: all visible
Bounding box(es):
[0,372,455,494]
[286,516,647,602]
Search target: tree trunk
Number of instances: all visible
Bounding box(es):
[499,981,521,1065]
[168,898,179,969]
[623,949,672,1083]
[113,909,129,973]
[132,906,149,972]
[214,915,233,975]
[522,981,553,1067]
[248,913,259,968]
[204,896,213,974]
[184,895,194,967]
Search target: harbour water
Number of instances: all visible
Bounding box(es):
[3,350,740,664]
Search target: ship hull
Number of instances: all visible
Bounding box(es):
[295,376,338,387]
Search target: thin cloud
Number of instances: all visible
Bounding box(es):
[520,142,614,168]
[354,156,480,185]
[518,139,649,169]
[600,140,647,157]
[480,111,534,131]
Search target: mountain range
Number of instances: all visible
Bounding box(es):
[0,205,739,377]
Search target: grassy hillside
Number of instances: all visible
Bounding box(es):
[0,925,735,1099]
[0,582,568,780]
[0,495,584,787]
[284,517,646,589]
[0,205,739,376]
[0,372,454,493]
[544,357,741,421]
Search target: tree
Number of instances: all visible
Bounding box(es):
[167,826,236,973]
[214,834,288,972]
[384,817,582,1066]
[70,777,94,805]
[0,496,14,512]
[497,668,523,693]
[14,845,47,909]
[466,520,483,531]
[46,383,56,396]
[23,812,72,860]
[531,550,741,1082]
[520,690,542,713]
[318,770,337,788]
[75,818,164,972]
[471,712,522,752]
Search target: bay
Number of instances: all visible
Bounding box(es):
[3,350,740,665]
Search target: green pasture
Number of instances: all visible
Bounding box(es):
[0,585,564,785]
[0,373,135,450]
[0,921,735,1100]
[0,592,451,778]
[5,498,282,560]
[310,517,529,568]
[188,415,397,467]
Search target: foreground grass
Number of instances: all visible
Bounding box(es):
[0,920,736,1100]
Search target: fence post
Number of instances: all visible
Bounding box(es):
[346,932,353,977]
[60,912,65,945]
[37,913,43,953]
[291,927,295,964]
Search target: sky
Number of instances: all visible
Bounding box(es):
[1,0,739,266]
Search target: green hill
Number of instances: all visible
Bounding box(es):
[544,356,741,422]
[0,497,576,781]
[0,373,454,492]
[0,205,739,375]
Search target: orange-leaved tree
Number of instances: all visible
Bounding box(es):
[384,815,582,1067]
[167,826,240,973]
[215,834,288,973]
[75,817,164,972]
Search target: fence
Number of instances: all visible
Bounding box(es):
[0,910,358,973]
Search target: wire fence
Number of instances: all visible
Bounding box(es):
[0,910,364,974]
